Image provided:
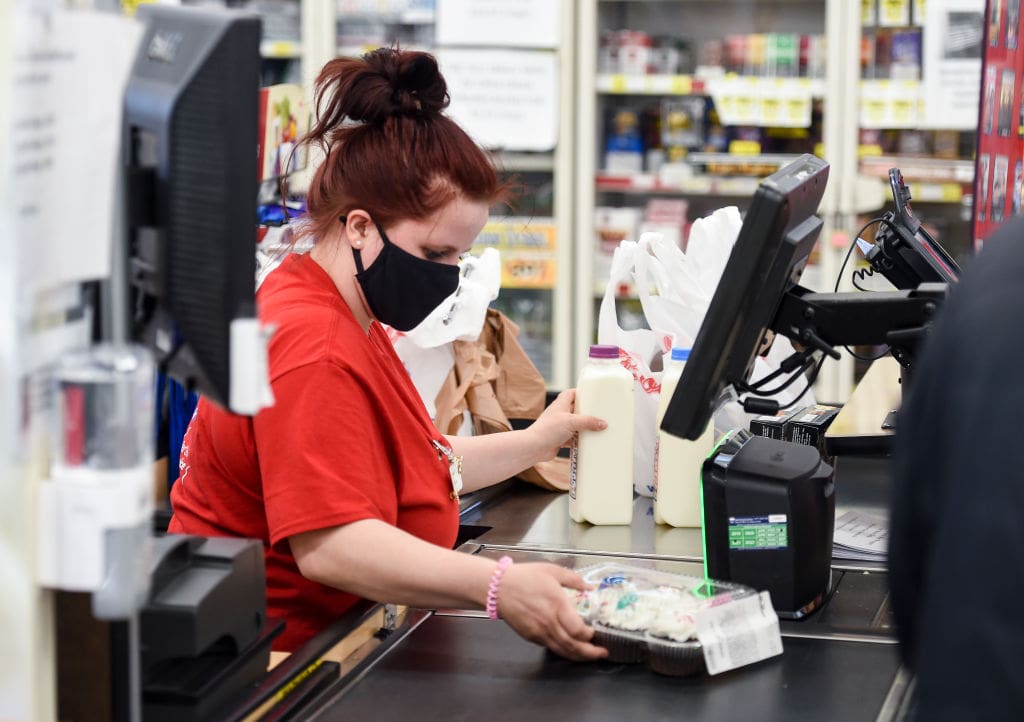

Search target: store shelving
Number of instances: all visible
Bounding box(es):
[595,172,762,197]
[575,0,836,384]
[858,155,976,182]
[854,3,982,261]
[597,73,825,98]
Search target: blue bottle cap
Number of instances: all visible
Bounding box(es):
[671,347,691,361]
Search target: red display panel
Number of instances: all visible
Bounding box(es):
[974,0,1024,249]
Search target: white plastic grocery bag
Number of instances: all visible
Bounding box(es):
[632,212,815,437]
[389,248,502,430]
[596,240,672,497]
[597,208,815,496]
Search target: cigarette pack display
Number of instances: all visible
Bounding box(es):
[783,404,841,457]
[748,407,802,440]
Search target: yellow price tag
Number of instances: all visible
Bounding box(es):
[940,183,963,202]
[121,0,155,15]
[729,140,762,156]
[786,98,811,126]
[609,75,627,94]
[736,96,756,123]
[670,75,692,94]
[892,99,914,124]
[264,41,298,58]
[861,0,876,24]
[880,0,911,25]
[863,99,886,125]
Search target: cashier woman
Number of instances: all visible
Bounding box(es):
[168,48,609,660]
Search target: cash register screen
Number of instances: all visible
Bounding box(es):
[123,5,260,410]
[660,154,829,441]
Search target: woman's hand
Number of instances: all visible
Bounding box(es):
[495,562,608,662]
[527,389,607,462]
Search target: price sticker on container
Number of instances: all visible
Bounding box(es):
[695,591,783,675]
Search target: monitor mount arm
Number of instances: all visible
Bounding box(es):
[770,282,949,377]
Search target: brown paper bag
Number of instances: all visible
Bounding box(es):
[433,309,569,492]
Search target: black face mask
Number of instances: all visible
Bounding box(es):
[349,219,461,332]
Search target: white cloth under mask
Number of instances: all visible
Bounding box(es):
[402,247,502,348]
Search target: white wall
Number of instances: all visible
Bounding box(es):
[0,0,58,718]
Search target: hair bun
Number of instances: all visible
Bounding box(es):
[307,48,452,136]
[394,53,448,114]
[363,47,449,120]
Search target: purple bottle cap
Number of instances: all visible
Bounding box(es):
[589,344,620,359]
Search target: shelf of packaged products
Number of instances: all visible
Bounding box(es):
[849,175,967,213]
[905,182,967,204]
[858,156,975,184]
[688,152,808,169]
[597,73,705,95]
[859,79,927,129]
[260,39,302,59]
[597,73,825,98]
[856,156,973,206]
[596,172,762,197]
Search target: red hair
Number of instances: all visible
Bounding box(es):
[297,48,508,243]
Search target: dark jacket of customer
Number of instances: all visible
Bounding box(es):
[891,214,1024,721]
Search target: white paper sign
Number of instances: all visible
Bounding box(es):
[922,0,984,129]
[10,9,143,293]
[438,49,558,152]
[436,0,561,49]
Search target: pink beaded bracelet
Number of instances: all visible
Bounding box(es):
[486,556,514,620]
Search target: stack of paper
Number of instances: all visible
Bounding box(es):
[832,510,888,563]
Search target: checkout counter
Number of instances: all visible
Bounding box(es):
[211,360,911,722]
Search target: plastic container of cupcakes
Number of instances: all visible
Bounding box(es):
[565,563,781,676]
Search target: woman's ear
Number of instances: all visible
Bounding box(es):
[343,210,373,249]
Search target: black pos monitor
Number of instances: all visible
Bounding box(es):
[124,3,261,411]
[660,155,830,442]
[862,168,960,290]
[661,156,952,443]
[121,7,279,721]
[659,155,951,619]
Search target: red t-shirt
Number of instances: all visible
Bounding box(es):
[168,253,459,652]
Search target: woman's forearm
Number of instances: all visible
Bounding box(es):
[446,429,545,492]
[444,389,606,492]
[290,518,496,609]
